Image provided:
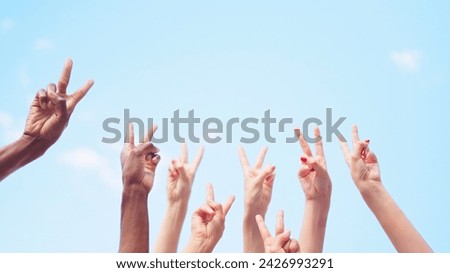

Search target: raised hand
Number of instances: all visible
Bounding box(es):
[24,59,94,146]
[239,146,275,216]
[167,144,204,203]
[238,146,276,252]
[255,211,300,253]
[121,123,160,193]
[0,59,94,182]
[295,127,332,201]
[295,127,331,253]
[339,125,381,192]
[119,122,160,253]
[339,125,432,253]
[153,144,204,253]
[183,183,235,253]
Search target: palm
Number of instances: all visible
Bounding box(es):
[24,102,66,141]
[25,95,69,141]
[239,146,276,216]
[167,145,203,202]
[121,124,159,193]
[192,217,221,242]
[167,166,194,201]
[341,125,382,187]
[352,154,381,184]
[245,169,273,211]
[264,238,287,253]
[299,157,331,199]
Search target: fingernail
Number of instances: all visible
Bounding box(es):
[365,139,370,143]
[152,154,161,163]
[300,157,307,163]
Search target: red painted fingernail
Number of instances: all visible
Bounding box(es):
[365,139,370,143]
[300,157,307,163]
[310,167,315,172]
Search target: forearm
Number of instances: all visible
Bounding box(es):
[243,210,265,252]
[153,201,189,253]
[360,184,433,253]
[119,186,150,253]
[0,135,47,181]
[299,199,330,253]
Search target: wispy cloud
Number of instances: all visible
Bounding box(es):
[19,70,30,87]
[0,112,13,128]
[60,147,121,190]
[0,18,14,31]
[390,49,421,73]
[33,38,54,50]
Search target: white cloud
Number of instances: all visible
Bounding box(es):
[60,147,120,190]
[390,49,421,73]
[0,112,22,143]
[33,38,54,50]
[1,18,14,31]
[0,112,13,128]
[19,70,30,87]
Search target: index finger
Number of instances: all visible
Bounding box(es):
[254,146,268,169]
[181,143,188,163]
[314,127,325,158]
[57,58,73,95]
[294,128,313,157]
[67,79,94,112]
[255,215,272,241]
[238,145,250,170]
[144,124,158,142]
[352,125,360,145]
[222,195,235,216]
[206,183,215,202]
[339,138,351,167]
[125,123,135,145]
[275,210,285,236]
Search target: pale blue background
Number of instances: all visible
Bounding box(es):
[0,0,449,252]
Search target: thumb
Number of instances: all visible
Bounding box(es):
[151,154,161,165]
[256,165,276,185]
[352,141,369,162]
[365,151,378,164]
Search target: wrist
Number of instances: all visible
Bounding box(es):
[243,214,264,240]
[244,203,267,219]
[164,201,188,223]
[167,197,189,209]
[357,180,385,198]
[184,238,213,253]
[305,196,331,208]
[303,199,330,226]
[20,133,53,153]
[19,134,49,160]
[122,184,149,200]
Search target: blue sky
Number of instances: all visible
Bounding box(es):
[0,0,449,252]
